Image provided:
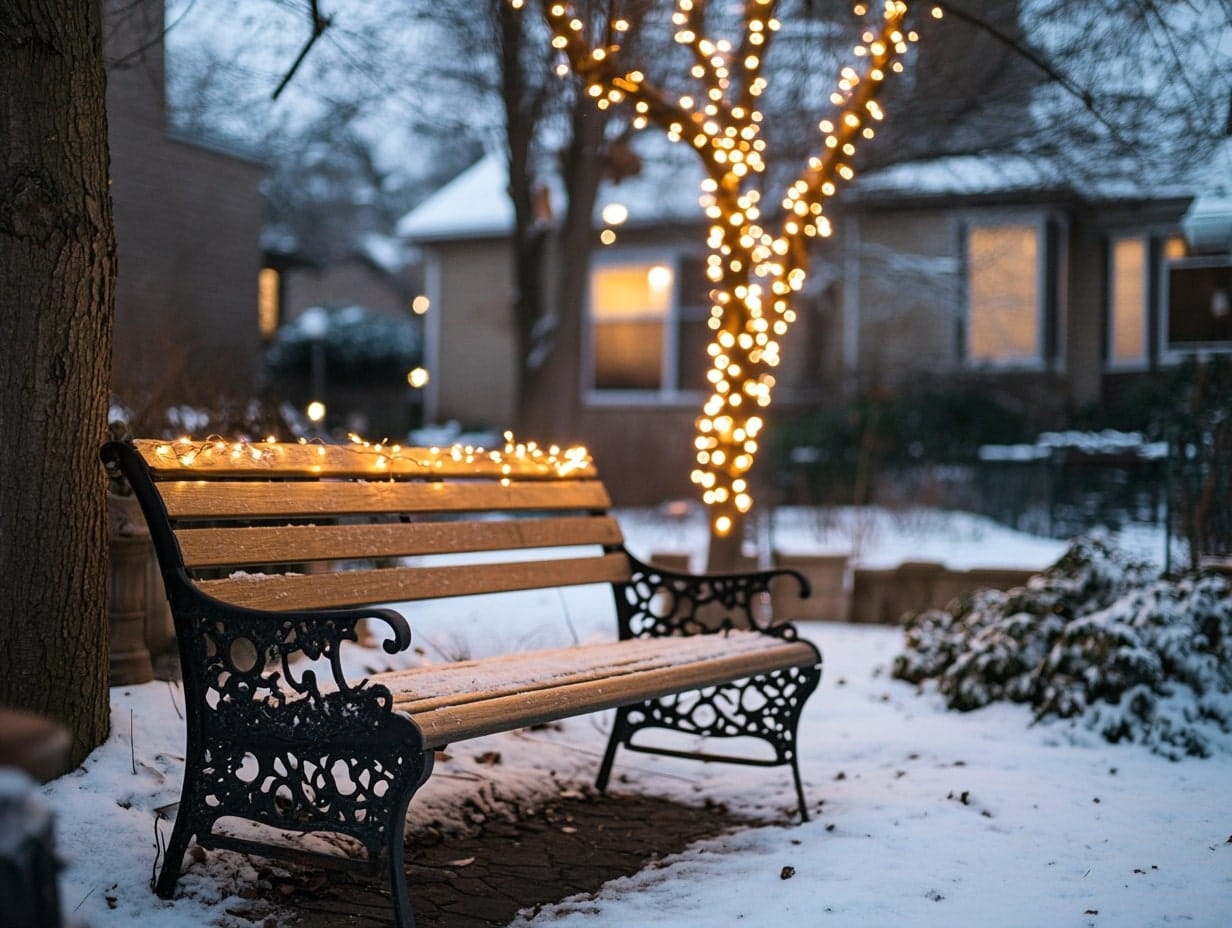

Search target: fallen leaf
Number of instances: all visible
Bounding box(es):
[780,866,796,880]
[447,857,475,867]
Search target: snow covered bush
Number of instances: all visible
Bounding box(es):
[892,539,1232,758]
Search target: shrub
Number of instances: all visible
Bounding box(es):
[891,539,1232,758]
[264,305,421,388]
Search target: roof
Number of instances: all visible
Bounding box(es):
[397,136,707,244]
[850,147,1223,206]
[395,154,514,241]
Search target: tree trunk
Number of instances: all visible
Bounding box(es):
[518,102,609,443]
[494,0,550,429]
[0,0,116,770]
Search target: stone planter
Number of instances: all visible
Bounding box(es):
[771,552,851,623]
[851,561,1038,624]
[107,493,155,684]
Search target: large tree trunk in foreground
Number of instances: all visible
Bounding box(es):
[0,1,116,770]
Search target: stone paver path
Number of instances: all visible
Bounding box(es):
[229,792,746,927]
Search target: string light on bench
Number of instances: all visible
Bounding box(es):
[517,0,927,538]
[150,431,595,478]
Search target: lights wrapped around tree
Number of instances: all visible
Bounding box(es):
[518,0,924,538]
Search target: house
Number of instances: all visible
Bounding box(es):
[843,145,1232,415]
[397,9,1231,509]
[400,135,1229,506]
[103,0,266,414]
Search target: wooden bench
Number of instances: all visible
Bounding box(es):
[100,437,822,928]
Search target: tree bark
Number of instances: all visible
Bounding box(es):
[518,101,609,443]
[0,0,116,770]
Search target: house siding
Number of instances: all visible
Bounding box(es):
[104,0,264,406]
[848,209,960,382]
[422,239,518,430]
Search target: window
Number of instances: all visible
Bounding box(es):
[258,267,280,340]
[1106,233,1231,365]
[965,223,1044,365]
[1108,237,1148,366]
[588,254,708,396]
[1165,236,1232,352]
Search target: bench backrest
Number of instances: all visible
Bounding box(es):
[104,438,633,613]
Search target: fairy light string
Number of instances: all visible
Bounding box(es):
[148,432,594,480]
[515,0,924,537]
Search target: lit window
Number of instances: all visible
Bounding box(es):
[1109,238,1147,366]
[258,268,280,340]
[966,224,1041,364]
[1163,236,1187,261]
[588,256,709,394]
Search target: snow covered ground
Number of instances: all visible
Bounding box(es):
[38,508,1231,927]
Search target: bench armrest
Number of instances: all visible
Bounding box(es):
[171,583,414,716]
[616,550,811,639]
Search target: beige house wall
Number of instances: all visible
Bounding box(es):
[1062,209,1103,408]
[851,209,960,384]
[283,260,412,322]
[422,239,518,430]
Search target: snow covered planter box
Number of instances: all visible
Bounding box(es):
[100,438,822,928]
[891,539,1232,759]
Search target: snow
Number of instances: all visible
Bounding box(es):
[397,135,706,244]
[851,153,1066,199]
[395,153,515,241]
[38,509,1232,927]
[979,430,1169,462]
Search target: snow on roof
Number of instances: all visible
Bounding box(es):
[851,154,1065,200]
[397,135,706,244]
[851,149,1219,204]
[358,231,415,273]
[396,154,514,241]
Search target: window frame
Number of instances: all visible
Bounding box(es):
[1105,234,1151,370]
[960,213,1061,371]
[583,247,709,406]
[1160,250,1232,363]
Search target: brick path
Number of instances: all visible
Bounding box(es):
[227,792,746,927]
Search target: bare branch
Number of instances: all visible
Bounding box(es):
[272,0,333,100]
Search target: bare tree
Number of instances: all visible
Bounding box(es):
[0,0,115,768]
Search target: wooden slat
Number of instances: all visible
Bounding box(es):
[176,516,626,568]
[196,553,633,609]
[385,634,812,713]
[376,635,820,749]
[160,479,612,521]
[133,438,597,480]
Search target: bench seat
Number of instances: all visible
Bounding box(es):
[379,631,820,748]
